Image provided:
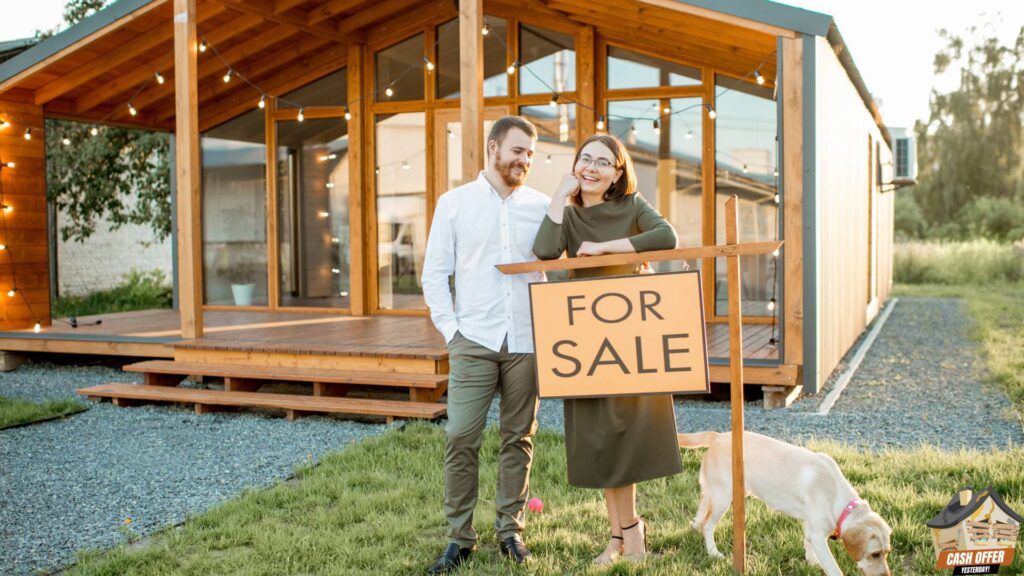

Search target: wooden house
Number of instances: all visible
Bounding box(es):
[0,0,898,416]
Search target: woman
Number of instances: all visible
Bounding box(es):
[533,133,682,564]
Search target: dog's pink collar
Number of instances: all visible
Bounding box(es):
[830,499,864,540]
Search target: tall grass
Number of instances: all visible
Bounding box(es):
[53,269,172,318]
[895,240,1024,284]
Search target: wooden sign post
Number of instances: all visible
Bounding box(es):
[497,195,777,574]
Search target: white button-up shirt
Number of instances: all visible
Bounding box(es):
[421,172,550,353]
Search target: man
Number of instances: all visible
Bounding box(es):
[421,116,550,573]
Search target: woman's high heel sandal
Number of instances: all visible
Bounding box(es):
[621,518,648,561]
[593,535,623,566]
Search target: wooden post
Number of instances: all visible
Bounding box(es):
[576,25,595,137]
[173,0,204,338]
[781,36,804,376]
[347,42,366,315]
[264,93,279,310]
[459,0,483,184]
[725,194,746,573]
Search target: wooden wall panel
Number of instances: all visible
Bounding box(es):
[0,99,50,330]
[812,36,895,390]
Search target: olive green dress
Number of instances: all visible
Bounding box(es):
[533,193,684,488]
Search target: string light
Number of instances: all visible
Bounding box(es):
[0,244,5,250]
[596,115,606,131]
[662,106,671,114]
[653,119,660,135]
[325,182,335,188]
[344,106,351,121]
[742,164,748,173]
[317,210,329,218]
[7,288,16,297]
[549,93,559,107]
[385,85,394,98]
[127,103,137,116]
[630,124,638,137]
[545,154,552,164]
[198,38,207,53]
[774,193,780,204]
[773,169,779,177]
[222,68,233,83]
[401,161,410,170]
[705,104,717,119]
[423,56,435,71]
[2,204,12,213]
[331,268,341,274]
[767,298,776,311]
[62,137,71,146]
[755,69,765,85]
[0,120,9,129]
[481,22,490,36]
[506,61,517,75]
[772,248,780,258]
[34,323,41,333]
[0,162,13,169]
[685,130,694,139]
[374,166,380,175]
[90,127,99,136]
[258,94,266,109]
[297,108,304,122]
[155,72,165,85]
[23,128,31,140]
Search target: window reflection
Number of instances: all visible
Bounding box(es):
[276,118,350,309]
[201,109,268,306]
[437,17,509,99]
[607,46,700,90]
[519,24,575,95]
[714,78,778,317]
[278,69,346,108]
[376,112,427,310]
[608,98,702,273]
[376,34,425,102]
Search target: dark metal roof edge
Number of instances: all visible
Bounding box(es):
[674,0,833,36]
[0,0,160,87]
[825,23,893,148]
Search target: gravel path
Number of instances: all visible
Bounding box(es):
[0,361,385,576]
[522,296,1024,450]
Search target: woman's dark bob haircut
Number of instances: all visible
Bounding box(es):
[571,133,637,206]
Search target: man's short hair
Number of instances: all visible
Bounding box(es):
[487,116,538,151]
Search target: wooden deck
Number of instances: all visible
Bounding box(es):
[0,309,790,384]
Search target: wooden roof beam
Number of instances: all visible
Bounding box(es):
[273,0,308,14]
[337,0,422,35]
[308,0,367,25]
[637,0,797,39]
[210,0,347,42]
[34,4,227,106]
[72,10,263,115]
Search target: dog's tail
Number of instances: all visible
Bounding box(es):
[677,431,721,448]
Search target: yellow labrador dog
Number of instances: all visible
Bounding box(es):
[679,431,892,576]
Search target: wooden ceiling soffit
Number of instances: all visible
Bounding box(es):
[71,10,264,115]
[154,35,334,124]
[308,0,369,25]
[127,22,300,113]
[636,0,797,39]
[548,0,776,54]
[0,0,171,96]
[486,0,579,29]
[367,0,455,46]
[198,44,347,131]
[34,4,228,106]
[274,0,308,14]
[210,0,347,41]
[339,0,425,35]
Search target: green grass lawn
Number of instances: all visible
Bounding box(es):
[68,423,1023,576]
[894,282,1024,411]
[0,396,88,429]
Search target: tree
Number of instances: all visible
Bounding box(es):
[44,0,172,243]
[910,25,1024,241]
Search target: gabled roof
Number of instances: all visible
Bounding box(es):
[927,486,1024,529]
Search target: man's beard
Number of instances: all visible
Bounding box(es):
[495,150,529,188]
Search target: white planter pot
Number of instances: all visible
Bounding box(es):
[230,283,256,306]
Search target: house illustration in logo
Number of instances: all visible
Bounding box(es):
[928,486,1021,560]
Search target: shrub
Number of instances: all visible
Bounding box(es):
[894,240,1024,284]
[53,269,172,317]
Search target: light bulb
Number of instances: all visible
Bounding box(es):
[1,162,14,169]
[90,127,99,136]
[663,106,671,114]
[755,70,765,85]
[0,244,5,250]
[258,95,266,109]
[596,115,605,131]
[401,161,410,170]
[0,120,9,129]
[223,69,232,83]
[549,93,558,107]
[385,86,394,98]
[7,288,16,297]
[506,62,517,75]
[630,124,638,136]
[774,193,780,204]
[62,137,71,146]
[297,108,304,122]
[24,128,31,140]
[318,210,329,218]
[34,322,41,333]
[653,120,660,135]
[772,248,780,258]
[545,155,551,164]
[742,164,748,173]
[331,268,341,274]
[685,130,693,139]
[706,104,717,119]
[344,106,351,121]
[198,39,207,53]
[423,56,434,71]
[155,72,165,85]
[3,204,12,213]
[127,103,137,116]
[447,129,454,139]
[767,298,776,311]
[481,22,490,36]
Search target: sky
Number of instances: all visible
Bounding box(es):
[2,0,1022,130]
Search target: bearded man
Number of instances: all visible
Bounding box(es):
[421,116,550,573]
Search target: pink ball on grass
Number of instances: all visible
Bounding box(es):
[527,497,544,513]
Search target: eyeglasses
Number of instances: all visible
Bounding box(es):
[576,154,615,170]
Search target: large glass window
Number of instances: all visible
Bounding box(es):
[376,34,425,102]
[607,46,701,90]
[278,69,346,108]
[201,110,268,306]
[519,103,576,198]
[436,17,509,99]
[608,97,703,273]
[276,118,350,309]
[714,77,778,316]
[519,24,575,95]
[376,112,427,310]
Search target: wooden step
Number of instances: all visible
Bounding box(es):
[123,360,448,401]
[79,383,447,421]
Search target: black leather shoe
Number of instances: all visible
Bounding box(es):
[427,542,474,574]
[499,533,531,564]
